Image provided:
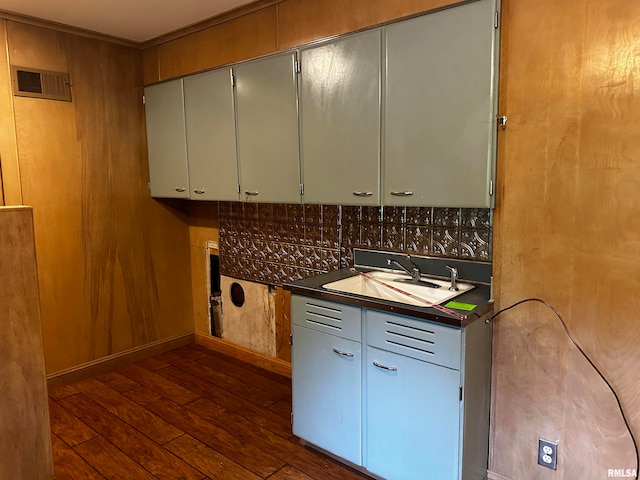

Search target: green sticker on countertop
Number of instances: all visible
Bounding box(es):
[444,301,476,311]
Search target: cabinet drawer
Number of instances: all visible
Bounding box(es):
[292,295,361,341]
[366,310,461,370]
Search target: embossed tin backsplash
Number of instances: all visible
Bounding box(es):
[219,203,491,285]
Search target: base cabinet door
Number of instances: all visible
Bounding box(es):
[365,345,461,480]
[292,324,362,465]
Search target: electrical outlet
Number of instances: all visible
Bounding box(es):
[538,438,558,470]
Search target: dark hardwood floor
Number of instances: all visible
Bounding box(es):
[49,344,373,480]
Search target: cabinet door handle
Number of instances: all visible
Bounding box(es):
[390,191,413,196]
[332,348,354,358]
[352,191,373,197]
[193,189,205,194]
[373,361,397,371]
[245,191,259,196]
[175,187,186,192]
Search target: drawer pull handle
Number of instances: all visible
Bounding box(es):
[373,361,397,371]
[245,191,259,196]
[175,187,186,192]
[332,348,354,358]
[352,191,373,197]
[390,191,413,196]
[193,189,205,194]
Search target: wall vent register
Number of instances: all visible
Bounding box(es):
[11,66,72,102]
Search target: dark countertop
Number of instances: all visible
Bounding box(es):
[284,268,493,328]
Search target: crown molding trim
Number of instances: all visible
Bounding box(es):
[0,9,139,48]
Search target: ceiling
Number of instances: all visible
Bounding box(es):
[0,0,259,43]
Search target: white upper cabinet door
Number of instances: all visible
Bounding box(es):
[299,29,381,206]
[144,79,190,198]
[384,0,499,207]
[184,68,239,201]
[234,52,301,204]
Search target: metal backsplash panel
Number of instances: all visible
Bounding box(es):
[219,203,492,285]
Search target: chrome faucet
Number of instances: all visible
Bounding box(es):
[446,265,459,291]
[387,255,421,282]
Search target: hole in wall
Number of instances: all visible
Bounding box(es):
[230,282,245,308]
[209,254,222,337]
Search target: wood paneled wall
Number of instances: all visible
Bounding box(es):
[0,21,21,205]
[1,21,194,375]
[143,0,458,84]
[145,0,640,477]
[0,206,54,479]
[491,0,640,477]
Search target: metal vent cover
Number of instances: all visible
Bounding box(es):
[10,66,72,102]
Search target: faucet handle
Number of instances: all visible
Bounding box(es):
[445,265,458,275]
[387,256,421,282]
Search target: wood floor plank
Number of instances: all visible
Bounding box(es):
[48,397,98,447]
[74,436,158,480]
[122,386,286,478]
[184,398,367,480]
[59,393,205,480]
[49,384,80,400]
[165,434,262,480]
[75,377,183,444]
[158,345,209,362]
[195,350,292,400]
[268,398,293,420]
[135,355,170,371]
[116,363,201,405]
[94,370,141,393]
[156,365,292,439]
[267,465,316,480]
[156,351,281,408]
[51,433,106,480]
[189,344,292,387]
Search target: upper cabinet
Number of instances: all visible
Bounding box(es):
[299,30,381,206]
[183,68,239,201]
[234,52,302,204]
[144,79,190,199]
[143,0,500,207]
[383,0,499,208]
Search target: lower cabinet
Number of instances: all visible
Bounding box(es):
[291,294,493,480]
[365,345,460,479]
[291,296,362,465]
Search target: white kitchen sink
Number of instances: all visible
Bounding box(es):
[322,270,474,307]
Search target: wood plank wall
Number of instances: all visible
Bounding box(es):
[0,20,194,375]
[0,21,21,205]
[0,207,54,479]
[491,0,640,477]
[143,0,640,477]
[142,0,455,84]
